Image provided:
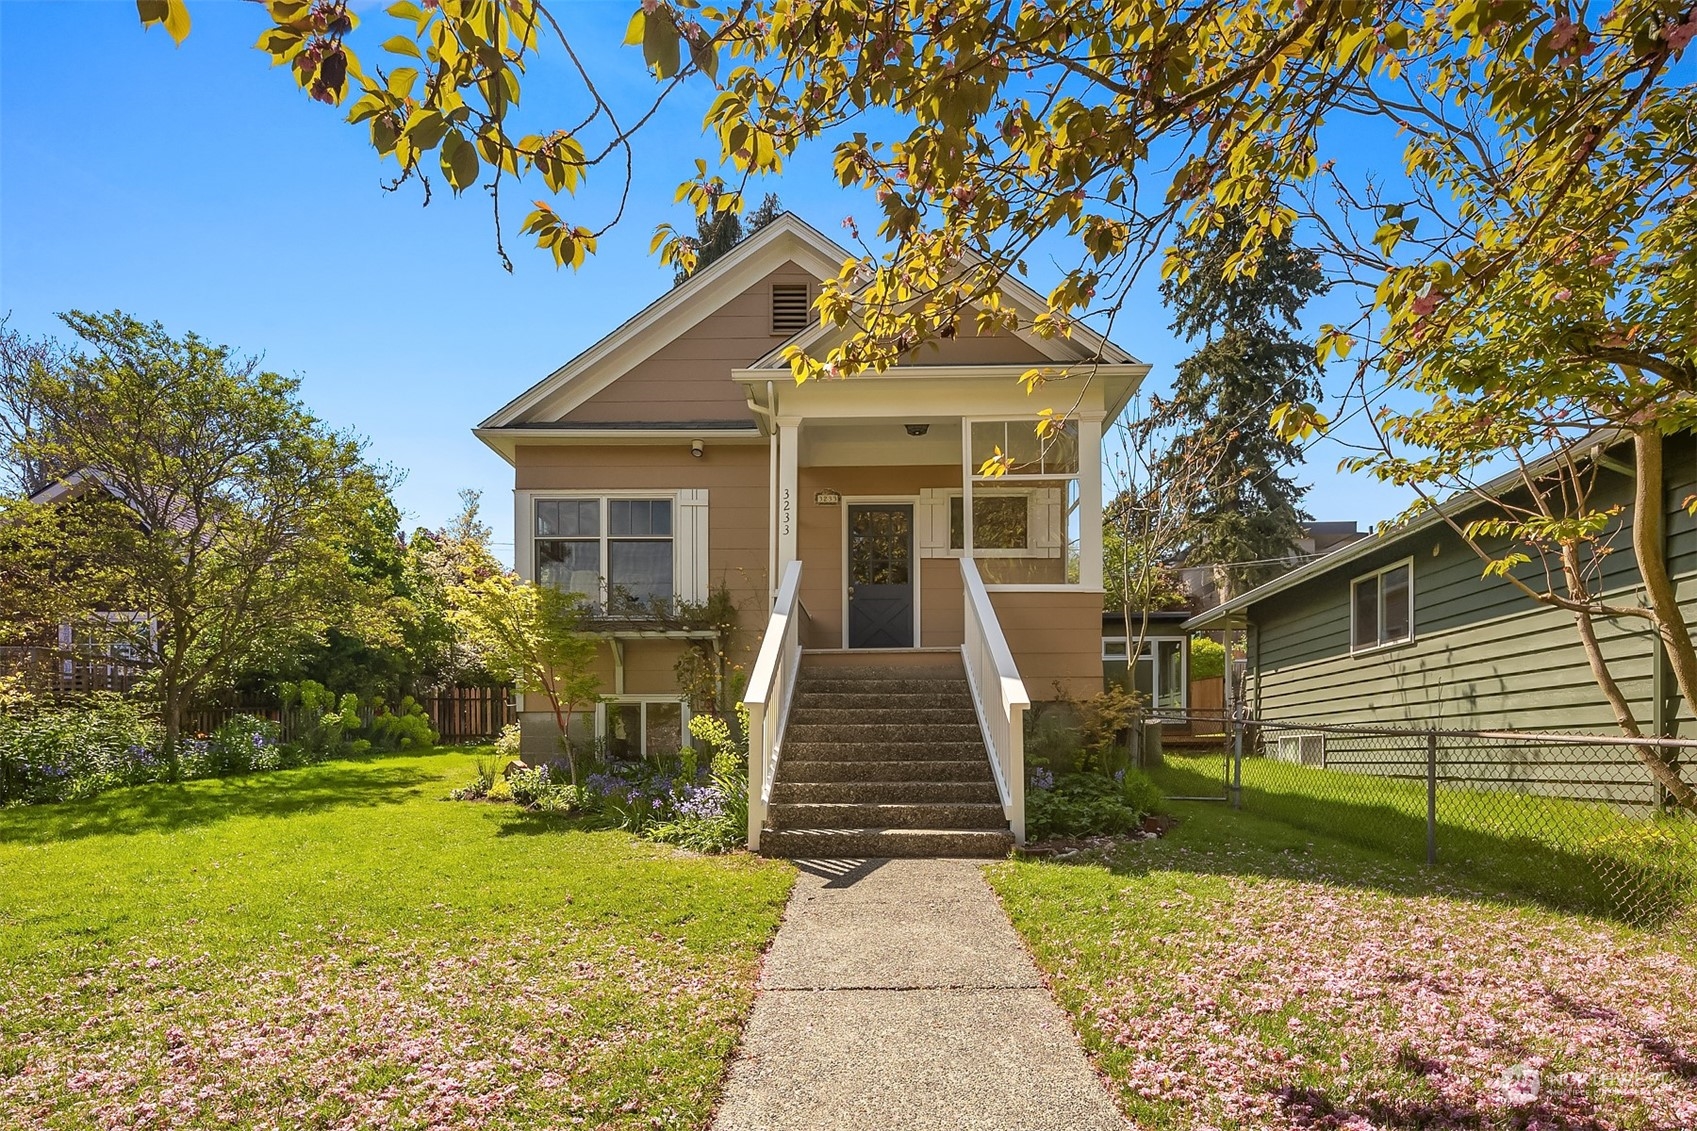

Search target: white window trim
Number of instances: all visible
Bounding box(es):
[598,696,693,759]
[517,489,709,606]
[960,415,1092,589]
[1101,635,1189,712]
[1349,556,1416,654]
[941,488,1062,559]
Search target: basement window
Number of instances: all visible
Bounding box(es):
[771,283,812,335]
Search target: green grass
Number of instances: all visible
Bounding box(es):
[0,747,795,1130]
[989,798,1697,1130]
[1154,751,1697,926]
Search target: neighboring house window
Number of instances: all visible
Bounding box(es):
[963,418,1081,584]
[535,497,675,611]
[771,283,811,335]
[63,613,151,662]
[1351,559,1414,651]
[1102,635,1187,713]
[604,698,687,760]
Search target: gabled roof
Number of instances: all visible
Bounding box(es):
[1183,427,1630,630]
[744,257,1141,372]
[29,468,200,537]
[478,213,853,430]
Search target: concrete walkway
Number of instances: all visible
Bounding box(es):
[712,858,1130,1131]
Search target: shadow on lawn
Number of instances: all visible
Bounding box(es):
[0,761,435,845]
[1127,761,1696,931]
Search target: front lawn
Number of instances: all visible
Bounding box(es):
[1156,751,1697,924]
[0,747,794,1130]
[988,800,1697,1131]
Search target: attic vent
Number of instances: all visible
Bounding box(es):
[1275,732,1326,768]
[771,283,812,335]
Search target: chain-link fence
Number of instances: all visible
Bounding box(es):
[1150,715,1697,932]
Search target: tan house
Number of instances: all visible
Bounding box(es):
[476,215,1148,854]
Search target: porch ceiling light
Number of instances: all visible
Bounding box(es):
[904,423,930,436]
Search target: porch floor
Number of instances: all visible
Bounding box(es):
[711,858,1129,1130]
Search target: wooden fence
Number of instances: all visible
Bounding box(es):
[185,686,515,744]
[0,647,145,696]
[418,686,515,742]
[0,658,516,744]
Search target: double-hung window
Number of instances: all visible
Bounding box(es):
[535,497,675,612]
[1351,559,1413,652]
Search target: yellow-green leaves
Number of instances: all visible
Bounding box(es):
[440,130,480,193]
[627,5,682,80]
[1270,401,1328,442]
[1316,326,1354,363]
[136,0,190,46]
[523,133,585,194]
[522,204,595,269]
[381,34,423,60]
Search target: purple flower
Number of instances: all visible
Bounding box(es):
[676,785,726,821]
[1031,767,1055,792]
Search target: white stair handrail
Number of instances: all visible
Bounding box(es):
[745,560,804,851]
[959,557,1030,844]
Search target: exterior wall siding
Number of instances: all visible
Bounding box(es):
[1246,432,1697,737]
[795,463,963,649]
[512,443,769,757]
[989,589,1105,701]
[550,264,822,425]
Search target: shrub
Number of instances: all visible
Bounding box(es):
[1026,770,1162,840]
[206,714,283,776]
[507,764,554,807]
[1189,635,1226,681]
[0,696,164,805]
[449,752,502,801]
[493,722,521,759]
[366,695,438,752]
[645,708,749,853]
[280,680,349,759]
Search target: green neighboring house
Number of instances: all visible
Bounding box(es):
[1185,432,1697,737]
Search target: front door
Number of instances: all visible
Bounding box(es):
[847,503,915,648]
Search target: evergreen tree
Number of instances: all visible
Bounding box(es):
[671,193,783,285]
[1149,212,1326,602]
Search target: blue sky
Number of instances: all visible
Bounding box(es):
[1,0,1414,564]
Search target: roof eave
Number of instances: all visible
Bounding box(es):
[1180,425,1634,629]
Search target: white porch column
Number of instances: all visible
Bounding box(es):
[777,416,800,571]
[1079,414,1104,590]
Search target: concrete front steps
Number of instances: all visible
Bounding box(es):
[759,651,1015,858]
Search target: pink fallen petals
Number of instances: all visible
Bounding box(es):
[1056,875,1697,1130]
[0,930,753,1129]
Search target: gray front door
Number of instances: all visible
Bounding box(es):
[847,504,915,648]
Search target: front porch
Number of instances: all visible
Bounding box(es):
[736,367,1138,854]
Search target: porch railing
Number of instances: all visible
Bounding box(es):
[959,557,1030,844]
[745,560,804,851]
